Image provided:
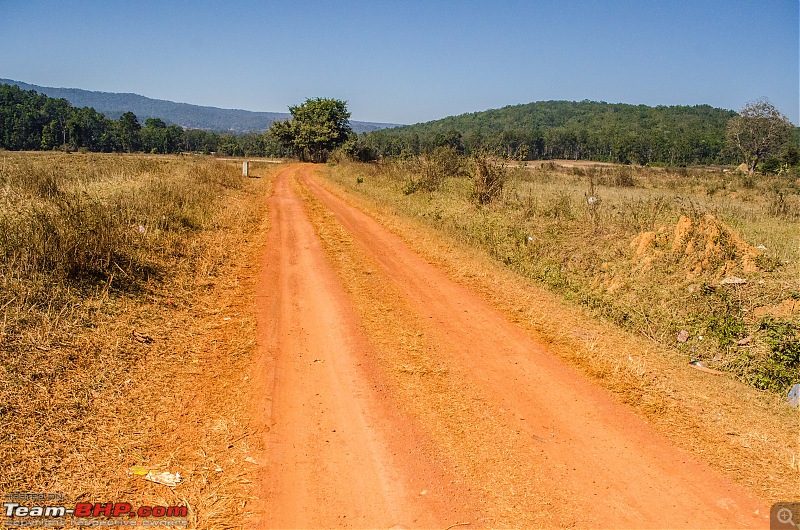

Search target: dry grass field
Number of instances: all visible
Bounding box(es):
[0,152,281,528]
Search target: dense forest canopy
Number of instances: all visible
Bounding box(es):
[0,83,286,156]
[364,100,744,166]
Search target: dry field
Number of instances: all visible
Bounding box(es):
[0,152,281,528]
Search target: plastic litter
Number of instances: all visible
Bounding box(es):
[129,466,181,487]
[145,470,181,487]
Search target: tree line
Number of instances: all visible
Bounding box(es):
[363,100,798,169]
[2,83,796,173]
[0,83,288,156]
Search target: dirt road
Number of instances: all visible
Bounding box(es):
[249,164,768,528]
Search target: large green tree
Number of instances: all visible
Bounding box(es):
[269,98,352,162]
[117,111,141,153]
[726,98,794,174]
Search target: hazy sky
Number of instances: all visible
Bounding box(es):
[2,0,798,124]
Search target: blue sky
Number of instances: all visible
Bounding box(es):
[1,0,798,124]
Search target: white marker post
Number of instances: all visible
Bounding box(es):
[242,161,249,177]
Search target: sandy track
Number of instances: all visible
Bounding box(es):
[250,164,768,528]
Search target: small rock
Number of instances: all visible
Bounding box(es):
[244,456,258,465]
[720,276,747,285]
[756,245,767,251]
[736,336,752,346]
[676,330,689,343]
[788,384,800,408]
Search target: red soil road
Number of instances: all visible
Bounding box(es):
[250,164,474,528]
[250,163,768,528]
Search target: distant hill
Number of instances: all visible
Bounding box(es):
[0,79,398,134]
[365,100,737,165]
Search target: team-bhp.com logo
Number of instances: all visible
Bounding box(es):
[3,493,188,527]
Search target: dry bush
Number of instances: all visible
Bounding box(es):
[471,154,507,205]
[402,145,463,194]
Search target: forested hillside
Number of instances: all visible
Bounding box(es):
[0,79,397,134]
[365,100,739,165]
[0,83,282,156]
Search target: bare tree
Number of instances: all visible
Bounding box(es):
[726,98,793,174]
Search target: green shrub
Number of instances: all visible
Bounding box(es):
[734,317,800,392]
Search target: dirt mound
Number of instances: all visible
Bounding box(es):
[631,214,762,278]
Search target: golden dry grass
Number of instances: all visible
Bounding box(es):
[0,152,282,529]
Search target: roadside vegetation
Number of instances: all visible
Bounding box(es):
[2,82,797,507]
[327,155,799,396]
[268,97,353,162]
[0,152,277,528]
